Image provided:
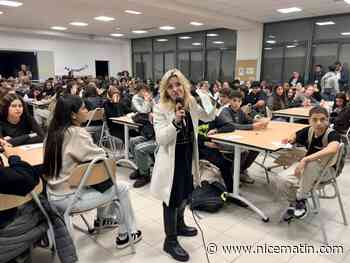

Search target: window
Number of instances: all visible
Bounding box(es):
[206,29,236,49]
[222,50,235,81]
[178,52,190,78]
[262,47,283,83]
[131,29,237,82]
[154,36,176,52]
[190,52,203,82]
[283,45,307,82]
[164,52,175,73]
[178,32,204,50]
[312,43,338,71]
[154,53,163,81]
[206,50,220,82]
[314,15,350,41]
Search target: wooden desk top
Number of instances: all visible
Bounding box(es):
[110,115,141,127]
[208,121,307,152]
[4,144,43,166]
[0,180,43,211]
[273,107,311,118]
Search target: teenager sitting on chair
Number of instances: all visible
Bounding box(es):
[276,106,340,220]
[43,95,142,249]
[206,89,268,187]
[0,94,44,147]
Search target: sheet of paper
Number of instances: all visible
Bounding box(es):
[272,142,293,149]
[19,143,44,151]
[224,135,243,140]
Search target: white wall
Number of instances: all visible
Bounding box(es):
[236,23,264,80]
[0,32,131,79]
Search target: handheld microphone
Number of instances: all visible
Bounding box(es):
[175,96,186,127]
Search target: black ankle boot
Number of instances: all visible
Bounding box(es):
[177,201,197,237]
[163,203,189,262]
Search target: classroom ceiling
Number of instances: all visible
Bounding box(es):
[0,0,349,39]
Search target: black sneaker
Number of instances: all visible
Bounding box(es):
[94,218,119,230]
[294,199,309,219]
[129,169,141,180]
[133,176,151,188]
[282,204,295,222]
[116,230,142,249]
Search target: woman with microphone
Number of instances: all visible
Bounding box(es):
[150,69,216,262]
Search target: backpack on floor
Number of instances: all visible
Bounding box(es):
[190,180,227,213]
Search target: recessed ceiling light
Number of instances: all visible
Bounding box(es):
[94,16,115,22]
[70,22,88,26]
[159,25,176,31]
[207,33,219,37]
[50,26,67,31]
[156,39,168,42]
[190,21,203,26]
[345,0,350,4]
[110,33,124,37]
[0,11,3,14]
[213,41,224,44]
[286,45,296,48]
[192,42,202,46]
[268,35,275,38]
[179,36,192,40]
[316,21,335,26]
[132,30,148,34]
[0,1,22,7]
[264,47,273,50]
[341,32,350,36]
[266,40,276,44]
[277,7,302,14]
[124,10,142,15]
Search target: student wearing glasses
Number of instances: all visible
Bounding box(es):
[151,69,216,262]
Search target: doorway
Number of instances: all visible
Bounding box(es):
[95,60,109,78]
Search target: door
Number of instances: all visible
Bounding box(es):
[95,60,109,78]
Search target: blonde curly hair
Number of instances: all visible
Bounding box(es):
[159,69,194,111]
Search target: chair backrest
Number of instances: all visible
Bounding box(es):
[86,108,105,127]
[68,158,116,187]
[0,180,43,211]
[334,143,346,176]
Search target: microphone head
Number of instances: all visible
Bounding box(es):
[175,96,184,106]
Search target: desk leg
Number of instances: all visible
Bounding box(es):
[228,146,269,222]
[116,125,137,169]
[290,116,294,123]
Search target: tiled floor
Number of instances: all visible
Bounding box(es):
[32,155,350,263]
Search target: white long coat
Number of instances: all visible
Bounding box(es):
[150,99,216,206]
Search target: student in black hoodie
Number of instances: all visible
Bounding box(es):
[0,94,44,147]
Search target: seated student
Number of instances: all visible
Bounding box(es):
[203,90,268,190]
[104,85,131,141]
[129,112,157,188]
[0,94,44,147]
[267,84,288,111]
[286,88,296,108]
[275,106,340,220]
[43,95,142,248]
[331,93,350,135]
[63,81,80,97]
[131,83,153,114]
[245,81,268,118]
[83,82,106,110]
[293,84,319,107]
[216,87,232,116]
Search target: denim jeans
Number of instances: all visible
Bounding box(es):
[48,181,137,234]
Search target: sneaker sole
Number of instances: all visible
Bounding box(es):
[116,235,142,249]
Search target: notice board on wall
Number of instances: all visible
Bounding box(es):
[235,59,257,81]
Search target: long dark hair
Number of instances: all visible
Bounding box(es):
[333,92,348,110]
[1,93,29,121]
[43,95,83,178]
[272,84,287,110]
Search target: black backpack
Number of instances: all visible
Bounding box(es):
[132,113,155,140]
[190,180,227,213]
